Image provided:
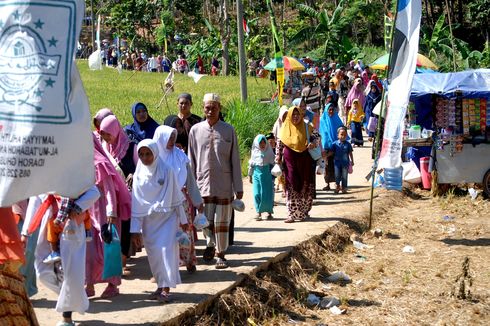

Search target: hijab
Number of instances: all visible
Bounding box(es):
[92,134,131,221]
[319,103,347,150]
[125,102,159,142]
[279,106,312,153]
[272,106,289,139]
[131,139,185,218]
[93,108,114,130]
[153,125,190,189]
[99,115,130,163]
[249,134,275,167]
[371,74,383,91]
[345,78,365,108]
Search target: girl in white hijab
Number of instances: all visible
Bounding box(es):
[130,139,187,302]
[153,126,203,273]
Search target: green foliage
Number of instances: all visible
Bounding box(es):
[222,100,279,161]
[76,60,272,126]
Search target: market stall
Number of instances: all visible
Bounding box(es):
[408,69,490,194]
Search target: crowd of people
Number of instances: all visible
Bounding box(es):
[87,44,221,76]
[1,56,383,325]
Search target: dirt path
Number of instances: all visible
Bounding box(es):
[31,144,377,325]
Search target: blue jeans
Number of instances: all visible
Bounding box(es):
[334,165,348,189]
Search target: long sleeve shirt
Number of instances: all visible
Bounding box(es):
[188,120,243,200]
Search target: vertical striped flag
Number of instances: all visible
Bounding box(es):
[379,0,422,170]
[266,0,284,106]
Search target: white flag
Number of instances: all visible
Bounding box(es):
[0,0,95,206]
[379,0,422,169]
[188,71,206,84]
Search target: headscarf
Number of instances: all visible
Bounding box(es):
[100,115,130,163]
[371,74,383,91]
[345,78,365,108]
[125,102,159,142]
[279,106,312,153]
[153,125,190,189]
[131,139,185,218]
[364,80,376,96]
[92,134,131,221]
[272,106,289,139]
[93,108,114,131]
[249,134,275,167]
[319,103,346,150]
[364,82,382,118]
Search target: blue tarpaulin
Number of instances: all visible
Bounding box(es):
[410,69,490,99]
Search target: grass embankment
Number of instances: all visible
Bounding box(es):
[78,61,280,173]
[177,188,490,325]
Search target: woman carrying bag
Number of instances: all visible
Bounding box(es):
[275,106,318,223]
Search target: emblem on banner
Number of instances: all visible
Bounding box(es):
[0,1,77,124]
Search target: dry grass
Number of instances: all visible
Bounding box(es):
[176,188,490,325]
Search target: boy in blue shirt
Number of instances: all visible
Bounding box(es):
[328,126,354,193]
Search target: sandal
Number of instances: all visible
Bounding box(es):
[122,267,131,276]
[322,185,331,191]
[148,291,170,303]
[203,246,216,262]
[284,218,295,223]
[254,214,262,221]
[266,214,273,220]
[215,257,229,269]
[100,284,119,299]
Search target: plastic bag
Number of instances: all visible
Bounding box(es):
[193,213,209,230]
[367,116,378,133]
[348,162,353,174]
[402,160,421,184]
[176,230,191,248]
[316,160,325,175]
[271,164,282,177]
[102,224,122,279]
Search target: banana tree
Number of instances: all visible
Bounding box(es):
[289,0,348,59]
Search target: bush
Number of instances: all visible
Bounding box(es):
[222,99,279,174]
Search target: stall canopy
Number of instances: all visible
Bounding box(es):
[409,69,490,130]
[411,69,490,99]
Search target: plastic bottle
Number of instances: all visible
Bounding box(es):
[384,166,403,191]
[409,125,421,139]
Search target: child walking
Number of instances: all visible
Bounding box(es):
[248,134,275,220]
[329,127,354,194]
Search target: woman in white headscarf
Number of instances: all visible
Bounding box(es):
[153,125,203,273]
[130,139,188,302]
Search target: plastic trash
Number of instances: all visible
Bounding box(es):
[329,306,346,315]
[402,245,415,253]
[442,215,455,221]
[320,296,340,309]
[353,240,373,250]
[468,188,479,200]
[353,254,367,263]
[327,271,351,283]
[306,293,320,307]
[373,228,383,238]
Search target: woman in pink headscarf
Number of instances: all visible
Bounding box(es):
[93,108,114,140]
[345,78,365,119]
[99,115,138,275]
[85,134,132,298]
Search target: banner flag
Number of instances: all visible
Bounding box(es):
[0,0,95,206]
[88,14,101,70]
[379,0,422,169]
[266,0,284,106]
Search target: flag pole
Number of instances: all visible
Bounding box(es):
[368,0,399,229]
